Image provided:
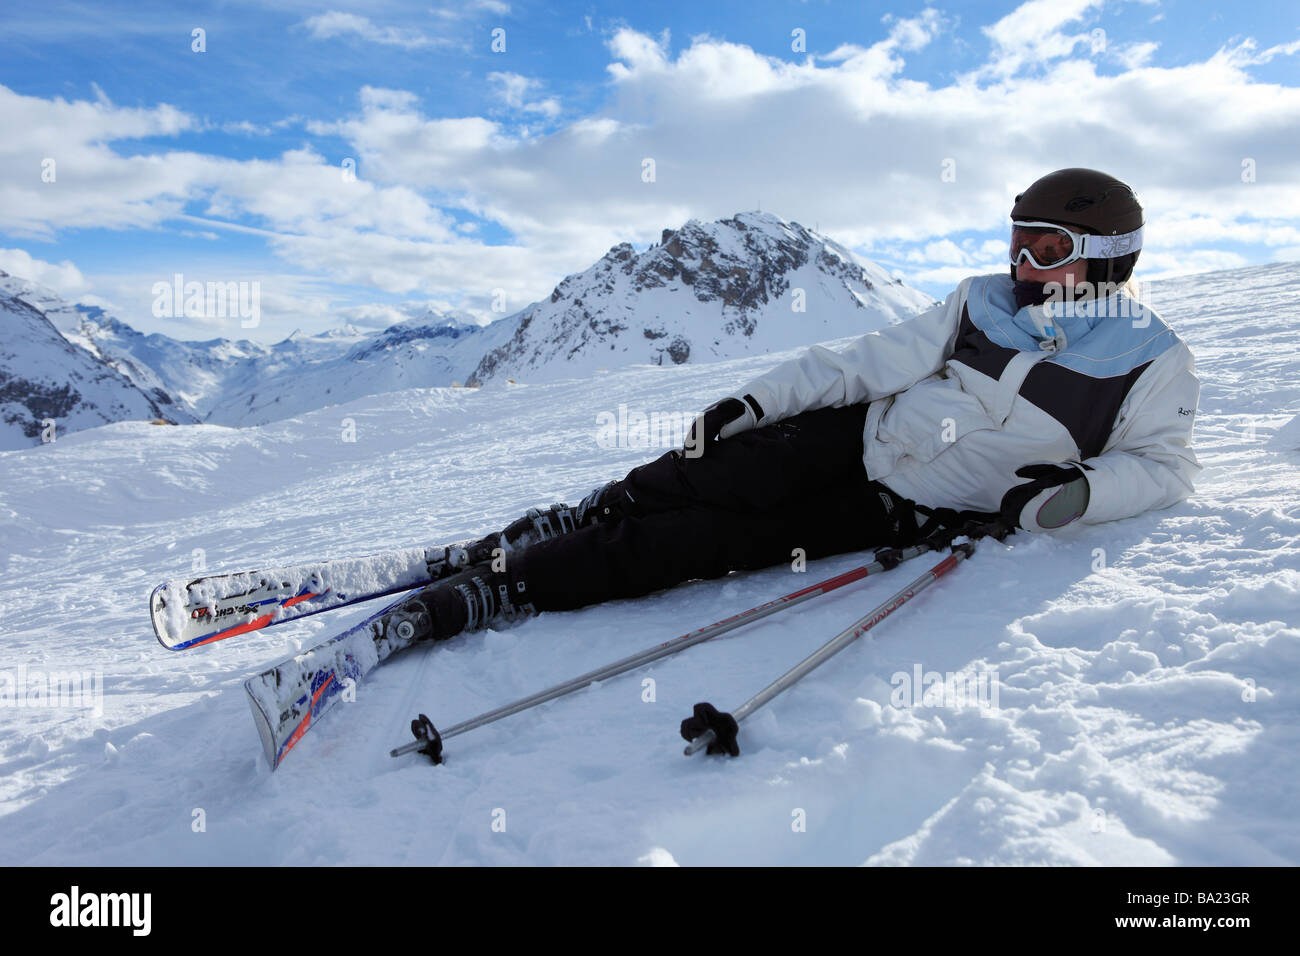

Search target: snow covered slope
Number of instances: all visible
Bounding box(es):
[470,211,935,385]
[0,277,178,450]
[0,261,1296,865]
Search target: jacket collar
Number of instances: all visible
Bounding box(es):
[976,274,1129,352]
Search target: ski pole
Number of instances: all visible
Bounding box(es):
[682,541,975,757]
[391,543,935,763]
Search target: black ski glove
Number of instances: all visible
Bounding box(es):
[682,395,763,459]
[999,464,1090,533]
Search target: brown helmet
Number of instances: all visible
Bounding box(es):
[1011,168,1144,284]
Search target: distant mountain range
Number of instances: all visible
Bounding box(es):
[0,212,935,450]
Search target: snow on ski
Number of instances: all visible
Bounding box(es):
[149,545,459,650]
[150,505,580,650]
[244,587,431,768]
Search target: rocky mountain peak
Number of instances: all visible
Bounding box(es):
[470,211,933,385]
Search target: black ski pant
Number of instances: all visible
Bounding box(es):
[513,404,920,612]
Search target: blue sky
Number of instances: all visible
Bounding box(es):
[2,0,1298,341]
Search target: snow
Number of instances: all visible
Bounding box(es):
[0,262,1297,865]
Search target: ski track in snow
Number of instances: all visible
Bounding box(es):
[0,264,1297,866]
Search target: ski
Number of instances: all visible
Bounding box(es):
[150,546,453,651]
[149,505,580,650]
[244,587,432,769]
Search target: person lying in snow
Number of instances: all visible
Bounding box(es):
[406,167,1201,642]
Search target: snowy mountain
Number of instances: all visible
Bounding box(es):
[469,211,936,385]
[208,311,511,427]
[0,274,180,450]
[2,260,1296,865]
[66,312,369,423]
[0,213,934,441]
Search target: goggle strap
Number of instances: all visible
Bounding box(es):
[1078,226,1143,259]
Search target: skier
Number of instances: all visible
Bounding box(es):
[405,168,1201,643]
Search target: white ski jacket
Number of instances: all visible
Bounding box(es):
[719,273,1201,524]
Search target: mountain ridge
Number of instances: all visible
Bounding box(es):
[469,211,934,385]
[1,212,934,443]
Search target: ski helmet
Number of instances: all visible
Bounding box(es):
[1010,168,1144,285]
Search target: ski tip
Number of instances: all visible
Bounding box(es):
[149,582,183,651]
[244,678,281,770]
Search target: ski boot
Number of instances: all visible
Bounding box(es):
[430,503,578,581]
[385,562,534,646]
[429,483,634,583]
[573,479,637,527]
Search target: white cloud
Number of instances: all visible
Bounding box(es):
[0,247,85,294]
[567,117,621,143]
[895,262,1007,287]
[222,119,272,136]
[925,239,972,265]
[882,8,947,53]
[981,0,1103,77]
[489,72,562,116]
[1113,40,1159,69]
[527,98,562,117]
[55,269,356,340]
[491,72,534,109]
[0,84,194,238]
[821,6,947,84]
[1133,249,1251,281]
[1223,36,1300,67]
[4,4,1300,330]
[324,25,1300,261]
[432,0,510,19]
[301,12,438,50]
[1148,217,1300,250]
[334,302,417,331]
[606,28,671,78]
[903,239,971,265]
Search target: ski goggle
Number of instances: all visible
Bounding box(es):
[1009,220,1144,270]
